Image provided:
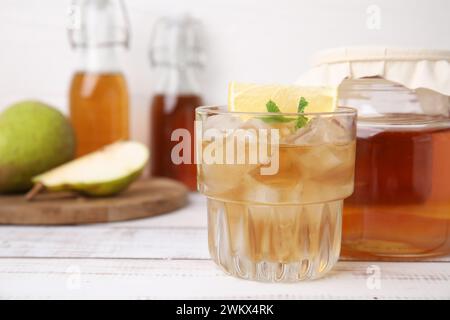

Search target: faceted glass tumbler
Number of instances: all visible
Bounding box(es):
[196,106,357,282]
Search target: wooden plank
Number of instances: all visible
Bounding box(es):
[1,223,449,262]
[0,258,449,299]
[0,226,209,260]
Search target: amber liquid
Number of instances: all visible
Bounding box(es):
[70,72,129,157]
[343,114,450,259]
[150,94,201,190]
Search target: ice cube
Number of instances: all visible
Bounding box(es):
[324,116,354,144]
[240,118,282,167]
[200,162,255,196]
[281,118,325,145]
[283,116,353,146]
[240,118,271,130]
[203,114,243,134]
[242,174,304,204]
[199,126,261,195]
[243,180,283,204]
[297,144,343,174]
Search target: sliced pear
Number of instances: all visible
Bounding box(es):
[27,141,149,199]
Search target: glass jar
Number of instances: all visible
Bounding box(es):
[339,78,450,259]
[149,16,203,191]
[67,0,130,157]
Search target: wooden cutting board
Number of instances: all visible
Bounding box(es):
[0,178,188,225]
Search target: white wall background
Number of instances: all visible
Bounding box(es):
[0,0,449,144]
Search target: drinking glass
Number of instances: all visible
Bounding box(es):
[196,106,357,282]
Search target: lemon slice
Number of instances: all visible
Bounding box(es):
[228,82,337,114]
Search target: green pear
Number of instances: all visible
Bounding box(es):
[29,141,149,198]
[0,100,75,193]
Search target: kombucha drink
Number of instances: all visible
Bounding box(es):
[197,107,357,281]
[70,72,129,156]
[343,114,450,259]
[150,94,201,190]
[204,141,355,275]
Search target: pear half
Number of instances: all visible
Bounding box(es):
[28,141,149,199]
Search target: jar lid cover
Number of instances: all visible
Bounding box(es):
[296,46,450,96]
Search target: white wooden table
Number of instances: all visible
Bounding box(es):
[1,193,449,300]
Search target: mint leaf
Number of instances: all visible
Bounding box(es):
[259,100,295,124]
[261,115,295,123]
[295,97,309,129]
[266,100,281,113]
[258,98,309,128]
[298,97,308,113]
[295,115,308,128]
